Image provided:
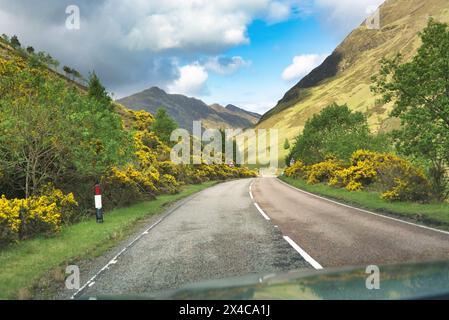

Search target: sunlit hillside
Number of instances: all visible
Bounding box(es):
[253,0,449,164]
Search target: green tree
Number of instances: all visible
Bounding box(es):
[287,103,384,165]
[372,19,449,200]
[283,138,290,150]
[26,46,35,54]
[1,34,9,43]
[150,108,178,145]
[0,62,133,198]
[63,65,72,78]
[88,71,111,105]
[10,35,20,48]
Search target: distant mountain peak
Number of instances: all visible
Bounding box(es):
[117,88,260,130]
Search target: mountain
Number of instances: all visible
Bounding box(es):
[256,0,449,160]
[117,87,260,130]
[210,103,262,127]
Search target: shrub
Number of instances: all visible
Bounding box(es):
[158,174,180,194]
[285,160,309,179]
[376,158,431,203]
[0,196,21,247]
[0,188,78,246]
[20,196,61,238]
[287,103,386,165]
[286,150,432,202]
[101,165,158,209]
[307,158,344,185]
[331,150,379,190]
[38,184,79,225]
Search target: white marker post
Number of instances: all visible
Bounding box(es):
[95,183,104,223]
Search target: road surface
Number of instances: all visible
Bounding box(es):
[77,179,308,298]
[252,177,449,268]
[74,177,449,298]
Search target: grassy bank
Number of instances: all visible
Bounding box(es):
[0,181,218,299]
[280,176,449,230]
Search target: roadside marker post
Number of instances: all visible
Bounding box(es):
[94,183,104,223]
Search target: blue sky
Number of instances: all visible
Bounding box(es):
[0,0,385,114]
[207,16,337,112]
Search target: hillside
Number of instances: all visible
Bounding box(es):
[256,0,449,161]
[117,87,260,131]
[0,36,87,91]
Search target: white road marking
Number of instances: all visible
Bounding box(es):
[71,216,166,299]
[277,178,449,236]
[254,203,271,221]
[283,236,323,270]
[249,182,254,199]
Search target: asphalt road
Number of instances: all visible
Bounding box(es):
[252,178,449,268]
[74,177,449,298]
[78,179,308,298]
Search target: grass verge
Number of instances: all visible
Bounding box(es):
[279,176,449,231]
[0,181,218,299]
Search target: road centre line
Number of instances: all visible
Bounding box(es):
[283,236,323,270]
[254,202,271,221]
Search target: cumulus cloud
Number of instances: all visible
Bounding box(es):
[282,54,327,81]
[167,63,209,96]
[103,0,294,52]
[205,56,251,75]
[0,0,297,98]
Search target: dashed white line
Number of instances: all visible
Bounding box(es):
[249,182,254,199]
[283,236,323,270]
[251,180,323,270]
[277,178,449,236]
[254,203,271,221]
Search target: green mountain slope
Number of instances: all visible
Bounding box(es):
[118,87,261,131]
[256,0,449,161]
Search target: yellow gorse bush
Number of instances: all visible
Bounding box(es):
[0,188,78,246]
[284,160,308,179]
[285,150,431,202]
[307,158,343,185]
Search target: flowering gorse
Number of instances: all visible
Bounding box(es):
[0,187,78,246]
[285,150,431,202]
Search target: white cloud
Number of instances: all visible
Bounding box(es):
[167,63,209,96]
[167,55,251,95]
[282,54,327,81]
[113,0,294,52]
[0,0,301,99]
[205,56,251,75]
[266,1,291,23]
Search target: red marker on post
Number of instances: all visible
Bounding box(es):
[94,183,104,223]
